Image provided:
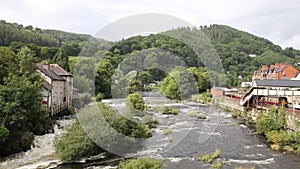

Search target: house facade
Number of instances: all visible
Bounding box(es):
[252,63,299,80]
[37,64,73,115]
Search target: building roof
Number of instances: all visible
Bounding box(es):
[37,64,72,81]
[49,64,72,76]
[37,65,64,81]
[254,79,300,88]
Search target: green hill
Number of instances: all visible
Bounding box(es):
[102,25,300,86]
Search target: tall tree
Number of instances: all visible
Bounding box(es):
[53,48,70,71]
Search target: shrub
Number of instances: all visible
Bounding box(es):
[162,107,180,115]
[200,149,221,164]
[54,120,103,162]
[271,144,280,151]
[168,136,173,142]
[201,154,213,163]
[163,127,172,135]
[212,149,221,159]
[96,93,105,102]
[211,161,222,169]
[126,93,145,112]
[256,107,286,135]
[0,126,9,144]
[120,158,164,169]
[283,145,294,152]
[266,130,286,145]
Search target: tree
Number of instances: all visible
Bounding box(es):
[95,59,114,98]
[136,71,154,87]
[160,67,198,100]
[0,47,17,84]
[0,47,53,156]
[53,48,70,71]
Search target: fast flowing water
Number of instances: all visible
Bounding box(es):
[1,93,300,169]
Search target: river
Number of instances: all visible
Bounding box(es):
[1,93,300,169]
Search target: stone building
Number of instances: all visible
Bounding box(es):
[37,64,73,115]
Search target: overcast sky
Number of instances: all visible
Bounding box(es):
[1,0,300,49]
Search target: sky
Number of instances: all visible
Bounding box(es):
[1,0,300,49]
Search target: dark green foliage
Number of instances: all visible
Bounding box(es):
[53,48,70,71]
[0,47,53,156]
[0,21,60,47]
[119,158,164,169]
[201,24,300,83]
[0,126,9,144]
[126,93,145,112]
[96,93,105,102]
[54,120,103,162]
[160,66,198,100]
[55,102,152,162]
[95,59,114,97]
[256,106,286,135]
[266,130,300,154]
[162,107,180,115]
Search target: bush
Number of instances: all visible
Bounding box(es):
[96,93,105,102]
[283,145,294,152]
[266,130,286,145]
[200,149,221,164]
[126,93,145,113]
[120,158,164,169]
[212,149,221,159]
[256,107,286,135]
[168,136,173,142]
[55,102,153,163]
[0,131,34,156]
[211,161,222,169]
[271,144,280,151]
[162,107,180,115]
[0,126,9,144]
[163,127,172,135]
[54,120,103,162]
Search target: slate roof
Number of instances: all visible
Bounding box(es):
[254,79,300,88]
[49,64,72,76]
[37,64,72,81]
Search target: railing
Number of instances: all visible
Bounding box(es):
[49,100,73,116]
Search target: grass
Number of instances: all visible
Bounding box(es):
[162,106,180,115]
[189,111,203,117]
[211,161,223,169]
[198,149,221,164]
[168,136,173,142]
[119,158,164,169]
[163,127,172,135]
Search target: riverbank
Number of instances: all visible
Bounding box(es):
[216,96,300,155]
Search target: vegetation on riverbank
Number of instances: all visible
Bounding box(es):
[198,149,223,169]
[0,46,54,156]
[54,101,153,162]
[119,158,164,169]
[224,104,300,154]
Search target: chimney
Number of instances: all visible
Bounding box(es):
[42,64,50,70]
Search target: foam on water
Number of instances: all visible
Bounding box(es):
[227,158,275,165]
